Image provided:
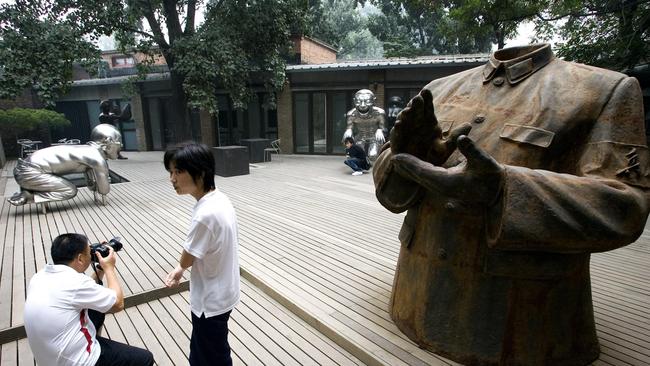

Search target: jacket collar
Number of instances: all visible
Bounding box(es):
[483,43,554,85]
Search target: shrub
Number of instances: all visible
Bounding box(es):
[0,108,71,157]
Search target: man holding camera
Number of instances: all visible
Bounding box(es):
[24,233,154,366]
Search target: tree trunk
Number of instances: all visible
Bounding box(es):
[169,70,192,144]
[494,24,505,49]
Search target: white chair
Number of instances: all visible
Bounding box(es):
[17,139,39,158]
[264,138,281,162]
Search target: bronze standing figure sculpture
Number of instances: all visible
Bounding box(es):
[374,43,650,365]
[99,100,131,159]
[343,89,386,160]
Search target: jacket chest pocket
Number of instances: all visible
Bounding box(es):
[500,124,555,148]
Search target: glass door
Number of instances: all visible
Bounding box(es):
[330,91,349,154]
[293,91,355,154]
[312,93,327,153]
[294,93,310,153]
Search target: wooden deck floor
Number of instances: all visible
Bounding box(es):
[1,151,649,365]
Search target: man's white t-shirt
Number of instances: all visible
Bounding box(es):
[184,189,241,317]
[24,264,116,366]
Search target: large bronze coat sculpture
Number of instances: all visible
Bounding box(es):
[374,44,650,365]
[8,124,123,207]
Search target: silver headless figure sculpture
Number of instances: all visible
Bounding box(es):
[342,89,386,160]
[8,124,123,209]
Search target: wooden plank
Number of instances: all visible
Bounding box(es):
[133,302,188,365]
[240,281,363,365]
[17,338,33,366]
[0,203,16,329]
[111,310,147,350]
[101,314,127,344]
[121,306,174,365]
[11,203,28,327]
[1,341,17,366]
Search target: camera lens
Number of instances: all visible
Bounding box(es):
[90,238,123,262]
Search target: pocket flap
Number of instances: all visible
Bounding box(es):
[500,124,554,148]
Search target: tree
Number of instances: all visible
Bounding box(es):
[0,0,305,141]
[443,0,544,50]
[338,29,384,60]
[366,0,493,56]
[305,0,383,59]
[0,2,101,106]
[533,0,650,70]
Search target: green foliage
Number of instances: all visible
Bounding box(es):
[0,108,70,138]
[366,0,493,56]
[173,0,305,113]
[364,0,648,71]
[443,0,543,49]
[305,0,383,59]
[1,0,306,136]
[534,0,650,70]
[338,29,384,60]
[0,2,102,107]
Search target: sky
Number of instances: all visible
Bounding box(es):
[502,22,538,49]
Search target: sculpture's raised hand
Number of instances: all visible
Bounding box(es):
[390,89,471,165]
[391,136,504,206]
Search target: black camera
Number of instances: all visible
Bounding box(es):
[90,238,123,262]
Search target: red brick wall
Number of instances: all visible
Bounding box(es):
[0,89,41,110]
[294,37,337,64]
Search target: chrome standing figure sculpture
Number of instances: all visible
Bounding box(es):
[374,43,650,365]
[343,89,386,160]
[8,124,123,208]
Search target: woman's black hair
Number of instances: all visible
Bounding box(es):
[164,142,216,192]
[344,137,355,144]
[51,233,90,265]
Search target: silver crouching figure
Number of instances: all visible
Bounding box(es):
[8,124,123,208]
[343,89,386,160]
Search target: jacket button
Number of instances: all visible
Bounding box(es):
[438,249,448,260]
[493,76,505,86]
[473,115,485,124]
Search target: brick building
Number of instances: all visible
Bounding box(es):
[50,37,489,155]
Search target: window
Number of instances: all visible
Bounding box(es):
[111,56,135,67]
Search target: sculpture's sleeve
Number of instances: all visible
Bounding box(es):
[88,159,111,195]
[373,148,423,213]
[488,77,650,253]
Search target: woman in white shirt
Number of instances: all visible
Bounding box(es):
[164,143,241,366]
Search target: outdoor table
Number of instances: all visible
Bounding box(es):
[211,146,250,177]
[240,138,271,163]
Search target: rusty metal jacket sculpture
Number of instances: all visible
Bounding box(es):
[373,43,650,365]
[8,124,123,207]
[343,89,386,159]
